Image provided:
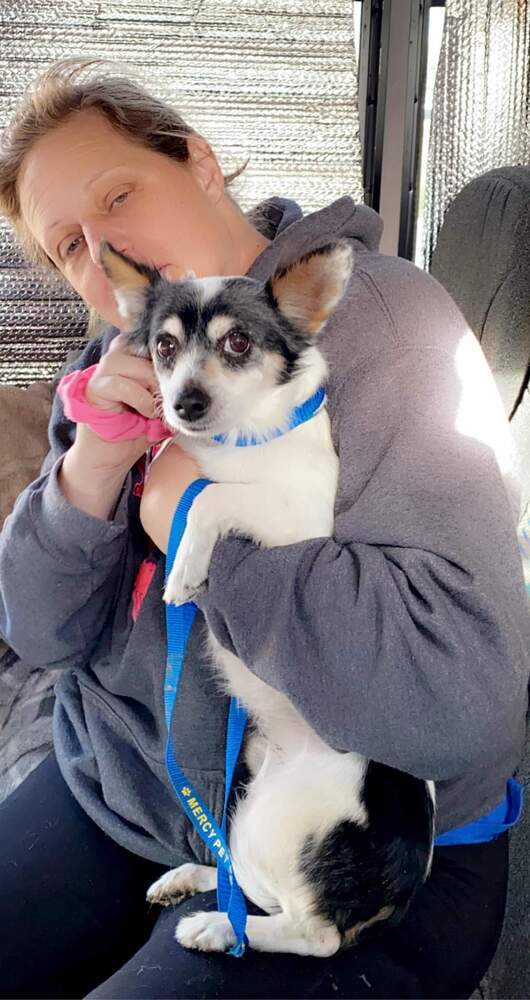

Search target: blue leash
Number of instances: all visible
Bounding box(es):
[165,479,248,955]
[163,386,326,955]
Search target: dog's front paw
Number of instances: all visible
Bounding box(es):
[163,555,201,607]
[147,865,196,907]
[164,490,222,606]
[176,911,236,953]
[164,527,217,606]
[147,863,217,906]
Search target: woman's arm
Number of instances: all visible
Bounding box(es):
[0,329,143,666]
[139,440,201,552]
[141,342,529,783]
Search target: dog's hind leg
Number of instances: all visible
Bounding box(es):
[176,910,341,957]
[147,863,216,906]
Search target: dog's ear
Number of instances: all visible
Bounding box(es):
[99,241,159,330]
[266,241,353,337]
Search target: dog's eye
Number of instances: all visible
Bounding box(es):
[223,331,250,356]
[156,334,178,360]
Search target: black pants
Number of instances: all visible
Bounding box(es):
[1,753,508,1000]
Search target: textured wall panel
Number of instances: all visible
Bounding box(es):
[0,0,362,385]
[423,0,530,269]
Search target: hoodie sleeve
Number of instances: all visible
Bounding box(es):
[0,331,131,667]
[196,266,530,782]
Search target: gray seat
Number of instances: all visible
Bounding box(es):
[431,165,530,1000]
[431,166,530,511]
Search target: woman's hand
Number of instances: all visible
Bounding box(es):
[59,333,165,520]
[140,440,202,553]
[79,332,162,475]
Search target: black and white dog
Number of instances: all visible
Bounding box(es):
[101,240,435,958]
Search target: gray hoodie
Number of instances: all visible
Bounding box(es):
[1,196,528,866]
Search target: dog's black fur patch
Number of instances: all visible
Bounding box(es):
[300,760,434,940]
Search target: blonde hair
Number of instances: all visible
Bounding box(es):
[0,57,248,335]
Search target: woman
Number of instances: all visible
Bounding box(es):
[0,58,528,999]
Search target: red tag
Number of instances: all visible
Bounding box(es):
[132,454,147,497]
[131,558,157,621]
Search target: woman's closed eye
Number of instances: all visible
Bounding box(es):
[61,190,131,259]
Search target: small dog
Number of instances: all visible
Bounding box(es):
[101,240,435,958]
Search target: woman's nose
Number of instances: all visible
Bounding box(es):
[83,223,107,268]
[84,223,127,269]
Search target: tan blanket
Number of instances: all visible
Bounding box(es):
[0,381,53,531]
[0,380,55,801]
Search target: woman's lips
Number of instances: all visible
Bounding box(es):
[159,264,197,281]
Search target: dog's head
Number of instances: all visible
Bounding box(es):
[100,240,353,437]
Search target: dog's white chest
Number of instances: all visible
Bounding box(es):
[181,409,338,543]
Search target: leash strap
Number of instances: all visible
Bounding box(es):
[434,777,523,846]
[165,478,248,956]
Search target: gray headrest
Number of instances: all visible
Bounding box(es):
[431,166,530,419]
[431,167,530,511]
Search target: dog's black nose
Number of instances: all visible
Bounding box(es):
[174,385,211,423]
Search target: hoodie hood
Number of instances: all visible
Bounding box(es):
[246,196,383,282]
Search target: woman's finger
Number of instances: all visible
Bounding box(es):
[104,354,158,391]
[102,336,158,391]
[87,374,158,419]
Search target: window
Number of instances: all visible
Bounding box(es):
[413,4,446,266]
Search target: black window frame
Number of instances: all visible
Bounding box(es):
[357,0,446,260]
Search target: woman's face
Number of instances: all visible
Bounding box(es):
[18,109,245,329]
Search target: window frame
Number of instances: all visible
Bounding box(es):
[357,0,446,261]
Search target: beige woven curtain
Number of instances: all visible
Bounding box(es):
[0,0,362,386]
[423,0,530,269]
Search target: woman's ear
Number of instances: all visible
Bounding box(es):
[186,134,225,205]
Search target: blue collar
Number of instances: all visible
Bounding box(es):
[211,385,326,447]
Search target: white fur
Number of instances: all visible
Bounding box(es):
[197,276,224,304]
[161,316,185,345]
[158,344,204,408]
